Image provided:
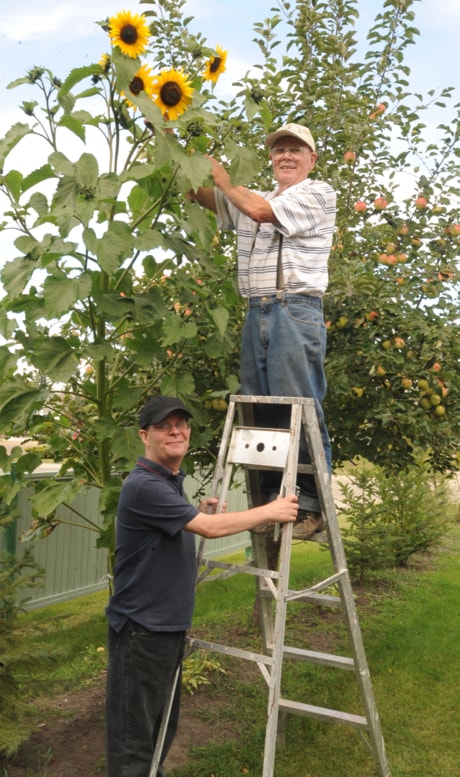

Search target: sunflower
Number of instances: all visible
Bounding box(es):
[122,63,156,108]
[151,68,194,121]
[98,53,111,73]
[202,45,228,84]
[108,10,150,58]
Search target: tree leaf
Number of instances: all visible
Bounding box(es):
[209,307,230,339]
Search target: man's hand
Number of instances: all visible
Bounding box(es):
[198,496,227,514]
[260,494,298,524]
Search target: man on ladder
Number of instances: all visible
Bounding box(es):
[189,122,337,538]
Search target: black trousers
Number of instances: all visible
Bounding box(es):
[106,621,185,777]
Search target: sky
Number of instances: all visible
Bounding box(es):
[0,0,459,139]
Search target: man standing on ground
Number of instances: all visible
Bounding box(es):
[189,123,337,538]
[105,394,298,777]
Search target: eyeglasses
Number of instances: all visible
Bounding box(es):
[151,420,190,432]
[271,146,311,158]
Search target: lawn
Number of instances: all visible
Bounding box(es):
[2,524,459,777]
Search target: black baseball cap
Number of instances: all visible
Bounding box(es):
[139,396,193,429]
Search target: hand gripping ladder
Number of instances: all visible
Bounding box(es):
[151,395,391,777]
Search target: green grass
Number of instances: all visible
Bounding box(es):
[3,526,460,777]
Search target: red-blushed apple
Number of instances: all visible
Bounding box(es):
[394,337,405,349]
[449,223,460,236]
[398,224,409,236]
[343,150,356,164]
[397,253,408,263]
[374,197,388,210]
[401,377,413,389]
[431,362,441,372]
[415,196,428,209]
[354,201,367,213]
[437,378,449,397]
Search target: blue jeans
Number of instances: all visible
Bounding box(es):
[240,293,331,513]
[106,621,185,777]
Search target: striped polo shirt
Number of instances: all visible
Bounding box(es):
[214,177,336,298]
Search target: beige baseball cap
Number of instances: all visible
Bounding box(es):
[266,123,316,154]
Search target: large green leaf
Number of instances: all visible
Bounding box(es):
[170,146,212,191]
[111,427,142,466]
[31,338,80,383]
[160,372,196,399]
[58,65,102,98]
[134,229,164,251]
[29,478,88,518]
[48,151,75,177]
[96,221,135,275]
[58,114,86,141]
[162,316,198,344]
[75,153,99,189]
[225,141,262,186]
[3,170,23,202]
[43,272,93,316]
[0,123,31,166]
[1,256,37,297]
[0,381,44,432]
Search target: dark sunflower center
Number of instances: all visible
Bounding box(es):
[130,76,144,95]
[210,57,222,74]
[120,24,138,44]
[160,81,183,107]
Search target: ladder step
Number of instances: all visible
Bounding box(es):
[279,698,368,729]
[188,637,272,666]
[199,558,280,581]
[282,645,355,670]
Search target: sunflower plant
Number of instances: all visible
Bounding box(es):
[0,0,256,575]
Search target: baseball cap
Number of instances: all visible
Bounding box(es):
[139,396,193,428]
[266,123,316,154]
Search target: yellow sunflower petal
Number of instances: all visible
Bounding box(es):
[151,68,194,121]
[202,45,228,84]
[122,63,156,108]
[108,10,150,59]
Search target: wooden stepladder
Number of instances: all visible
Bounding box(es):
[151,394,391,777]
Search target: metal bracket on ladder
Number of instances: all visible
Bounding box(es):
[153,395,391,777]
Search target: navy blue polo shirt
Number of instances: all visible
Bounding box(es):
[106,457,199,633]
